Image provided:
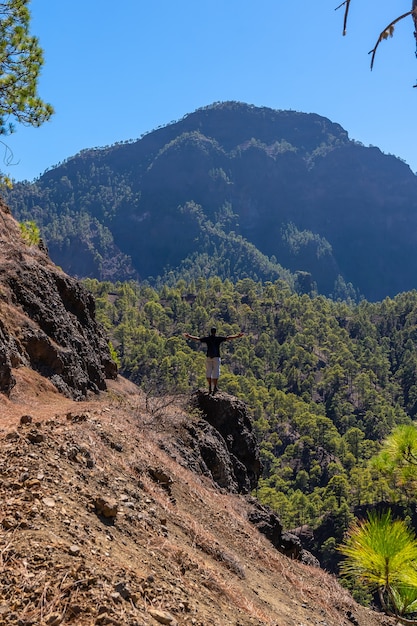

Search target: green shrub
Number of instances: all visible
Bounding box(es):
[19,220,40,246]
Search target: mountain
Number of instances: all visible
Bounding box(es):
[0,196,393,625]
[6,101,417,301]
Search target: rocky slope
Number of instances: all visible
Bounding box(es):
[0,374,395,626]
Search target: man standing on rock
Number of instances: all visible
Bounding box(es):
[184,327,244,394]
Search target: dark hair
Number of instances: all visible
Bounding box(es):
[210,327,217,334]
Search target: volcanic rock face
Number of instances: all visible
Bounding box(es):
[0,200,116,398]
[189,389,262,494]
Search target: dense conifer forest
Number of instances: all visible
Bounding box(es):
[85,275,417,601]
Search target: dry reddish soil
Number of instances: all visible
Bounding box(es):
[0,370,397,626]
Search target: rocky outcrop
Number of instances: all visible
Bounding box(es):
[184,390,320,566]
[0,200,117,398]
[246,497,283,547]
[185,419,242,492]
[0,316,19,393]
[189,389,262,494]
[246,498,319,567]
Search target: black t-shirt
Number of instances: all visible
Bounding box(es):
[200,335,227,358]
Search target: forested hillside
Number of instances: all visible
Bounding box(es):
[6,101,417,301]
[85,275,417,599]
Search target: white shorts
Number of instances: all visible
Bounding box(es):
[206,357,221,379]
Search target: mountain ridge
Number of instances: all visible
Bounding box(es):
[5,100,417,300]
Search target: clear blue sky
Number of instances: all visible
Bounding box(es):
[5,0,417,181]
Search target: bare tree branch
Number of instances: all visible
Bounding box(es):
[368,11,413,69]
[335,0,352,36]
[337,2,417,85]
[413,1,417,50]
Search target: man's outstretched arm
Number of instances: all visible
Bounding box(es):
[184,333,200,341]
[226,332,244,341]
